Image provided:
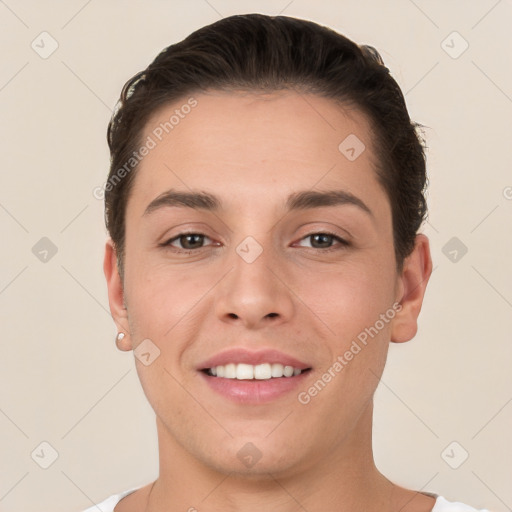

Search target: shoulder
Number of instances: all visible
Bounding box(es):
[81,487,140,512]
[433,496,491,512]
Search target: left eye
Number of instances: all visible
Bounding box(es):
[295,232,348,250]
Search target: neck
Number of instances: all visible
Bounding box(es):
[146,401,398,512]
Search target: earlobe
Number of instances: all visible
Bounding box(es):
[103,239,133,351]
[390,234,433,343]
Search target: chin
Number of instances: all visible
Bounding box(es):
[201,436,307,479]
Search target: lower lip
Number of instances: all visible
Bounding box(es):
[199,370,311,404]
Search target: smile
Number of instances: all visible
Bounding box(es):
[204,362,310,379]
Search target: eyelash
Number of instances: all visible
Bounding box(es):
[161,231,350,254]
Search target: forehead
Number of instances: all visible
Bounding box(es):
[128,90,387,217]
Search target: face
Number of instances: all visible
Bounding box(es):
[105,90,430,478]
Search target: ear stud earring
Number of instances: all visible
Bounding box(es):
[116,332,125,342]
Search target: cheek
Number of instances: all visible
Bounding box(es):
[124,257,212,335]
[299,261,396,342]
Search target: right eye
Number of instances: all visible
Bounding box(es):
[162,233,215,251]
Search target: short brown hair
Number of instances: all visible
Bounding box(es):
[105,13,427,277]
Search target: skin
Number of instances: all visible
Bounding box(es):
[104,90,433,512]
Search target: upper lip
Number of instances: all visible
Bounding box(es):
[198,348,311,371]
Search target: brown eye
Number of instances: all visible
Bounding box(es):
[310,233,335,249]
[165,233,212,250]
[296,232,349,251]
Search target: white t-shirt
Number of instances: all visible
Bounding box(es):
[82,488,491,512]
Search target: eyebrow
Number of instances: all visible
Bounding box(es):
[143,188,373,217]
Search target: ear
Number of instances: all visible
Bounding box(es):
[103,238,133,351]
[391,234,433,343]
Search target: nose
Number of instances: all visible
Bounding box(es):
[214,237,295,330]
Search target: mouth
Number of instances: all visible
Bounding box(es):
[201,363,312,380]
[197,348,313,404]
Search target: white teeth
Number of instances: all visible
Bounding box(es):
[236,363,253,380]
[254,363,272,380]
[208,363,305,379]
[283,365,294,377]
[271,363,284,377]
[224,363,236,379]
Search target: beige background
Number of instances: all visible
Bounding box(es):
[1,1,511,511]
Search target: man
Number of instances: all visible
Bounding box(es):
[90,13,489,512]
